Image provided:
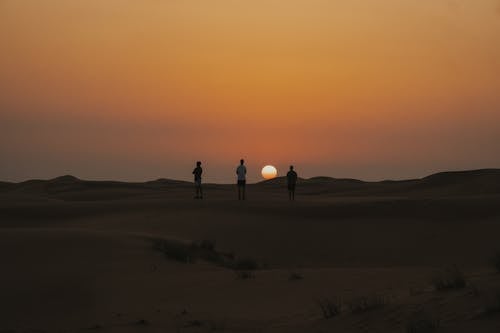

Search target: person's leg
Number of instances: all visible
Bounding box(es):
[199,185,203,199]
[195,182,202,198]
[242,185,246,200]
[238,185,241,200]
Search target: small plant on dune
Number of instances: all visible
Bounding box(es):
[195,239,216,252]
[431,265,466,291]
[232,258,259,270]
[317,298,342,319]
[153,239,221,264]
[219,251,235,261]
[288,271,304,281]
[348,295,388,314]
[153,239,193,263]
[190,240,222,264]
[406,311,440,333]
[135,319,149,326]
[152,238,262,272]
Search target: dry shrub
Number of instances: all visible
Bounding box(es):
[431,265,466,291]
[317,298,342,319]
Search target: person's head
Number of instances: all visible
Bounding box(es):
[290,165,294,170]
[240,159,244,165]
[196,161,201,166]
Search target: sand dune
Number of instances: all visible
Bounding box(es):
[1,169,499,332]
[3,168,500,199]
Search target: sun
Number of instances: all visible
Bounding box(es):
[261,165,278,180]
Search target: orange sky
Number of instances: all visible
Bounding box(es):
[1,0,499,182]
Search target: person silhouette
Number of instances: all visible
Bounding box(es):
[286,165,298,201]
[236,159,247,200]
[192,161,203,199]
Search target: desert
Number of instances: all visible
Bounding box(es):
[1,170,499,332]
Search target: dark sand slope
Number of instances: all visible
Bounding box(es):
[0,169,500,332]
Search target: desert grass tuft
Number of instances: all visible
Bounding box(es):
[153,239,193,263]
[317,298,342,319]
[431,265,466,291]
[193,239,216,252]
[152,238,260,271]
[288,271,304,281]
[231,258,259,270]
[135,319,149,326]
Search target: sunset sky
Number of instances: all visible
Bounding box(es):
[1,0,499,183]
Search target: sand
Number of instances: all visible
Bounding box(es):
[1,170,499,332]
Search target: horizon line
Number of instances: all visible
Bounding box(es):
[1,168,499,185]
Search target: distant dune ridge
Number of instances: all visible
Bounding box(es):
[1,169,499,199]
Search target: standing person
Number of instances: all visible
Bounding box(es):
[236,159,247,200]
[192,161,203,199]
[286,165,298,201]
